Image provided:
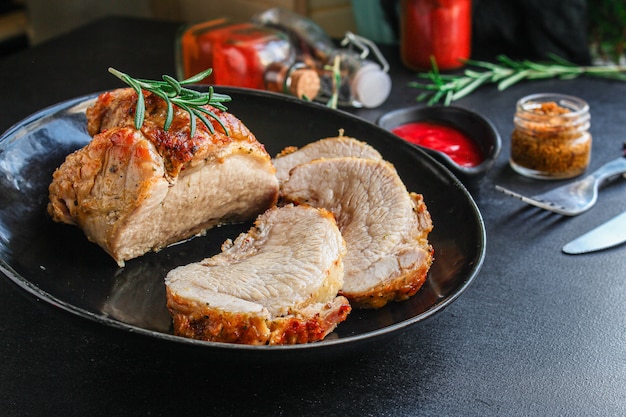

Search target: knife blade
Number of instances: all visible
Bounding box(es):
[562,210,626,254]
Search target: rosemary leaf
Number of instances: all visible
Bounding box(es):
[428,89,445,106]
[497,55,525,70]
[416,91,430,101]
[462,59,501,71]
[463,69,490,78]
[127,78,146,130]
[190,107,215,135]
[526,71,560,80]
[497,69,531,90]
[325,55,341,109]
[452,80,470,92]
[547,53,573,65]
[452,71,492,100]
[163,96,174,131]
[559,73,582,80]
[195,105,229,134]
[162,74,182,96]
[179,68,214,85]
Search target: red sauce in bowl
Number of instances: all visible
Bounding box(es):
[392,121,484,167]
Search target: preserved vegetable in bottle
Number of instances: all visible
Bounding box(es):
[177,18,320,100]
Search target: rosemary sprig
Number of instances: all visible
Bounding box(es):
[108,67,232,136]
[409,54,626,105]
[324,55,342,109]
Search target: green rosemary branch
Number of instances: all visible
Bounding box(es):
[409,54,626,105]
[108,67,232,136]
[324,55,342,109]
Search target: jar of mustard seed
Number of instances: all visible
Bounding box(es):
[510,93,591,180]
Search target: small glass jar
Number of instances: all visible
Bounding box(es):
[510,93,591,180]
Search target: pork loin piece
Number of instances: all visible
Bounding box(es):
[272,135,383,183]
[282,157,434,309]
[165,204,351,345]
[48,88,279,266]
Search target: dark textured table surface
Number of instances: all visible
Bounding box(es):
[1,16,625,417]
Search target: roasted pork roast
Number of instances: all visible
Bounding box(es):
[165,204,351,345]
[281,156,434,309]
[48,88,279,266]
[272,134,383,183]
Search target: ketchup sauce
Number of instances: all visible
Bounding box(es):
[392,121,484,167]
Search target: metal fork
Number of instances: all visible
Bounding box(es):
[495,155,626,216]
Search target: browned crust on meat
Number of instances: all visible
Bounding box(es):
[86,88,269,178]
[167,290,351,345]
[275,145,298,158]
[342,249,433,309]
[48,127,161,228]
[49,88,279,266]
[268,300,351,344]
[341,192,434,309]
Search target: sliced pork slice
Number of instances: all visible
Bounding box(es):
[272,135,383,183]
[165,204,351,345]
[48,88,279,266]
[281,157,434,309]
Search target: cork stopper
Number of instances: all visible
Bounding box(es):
[289,69,321,100]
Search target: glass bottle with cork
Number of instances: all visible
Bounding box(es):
[176,18,321,100]
[253,8,392,108]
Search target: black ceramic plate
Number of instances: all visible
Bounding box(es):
[0,88,485,358]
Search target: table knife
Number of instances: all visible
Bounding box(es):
[562,210,626,254]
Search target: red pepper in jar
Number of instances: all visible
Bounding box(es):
[178,18,321,99]
[400,0,472,71]
[180,19,289,89]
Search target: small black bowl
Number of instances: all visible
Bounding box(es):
[377,105,501,178]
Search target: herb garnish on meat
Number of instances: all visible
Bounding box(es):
[108,67,232,136]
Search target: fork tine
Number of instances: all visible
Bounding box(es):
[494,185,570,214]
